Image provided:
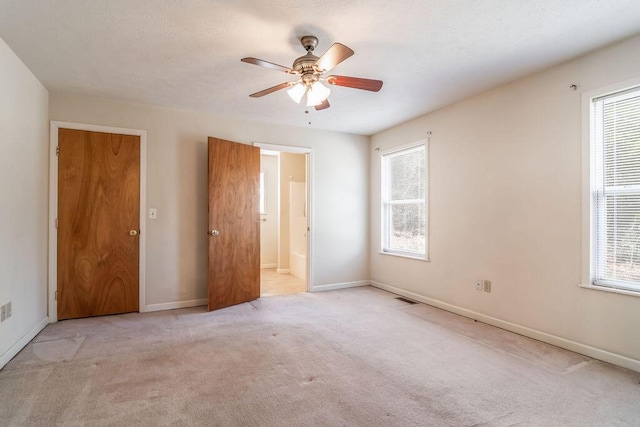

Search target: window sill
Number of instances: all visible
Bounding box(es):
[578,283,640,298]
[378,251,430,262]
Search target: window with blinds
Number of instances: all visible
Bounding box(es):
[381,142,427,259]
[591,86,640,292]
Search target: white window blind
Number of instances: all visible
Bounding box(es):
[592,86,640,292]
[381,143,427,258]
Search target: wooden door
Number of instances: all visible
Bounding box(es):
[208,137,260,310]
[57,129,140,320]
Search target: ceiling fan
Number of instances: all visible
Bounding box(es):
[241,36,383,111]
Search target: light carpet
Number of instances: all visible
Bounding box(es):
[1,286,639,426]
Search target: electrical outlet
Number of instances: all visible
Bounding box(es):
[6,302,11,318]
[483,280,492,293]
[0,304,5,322]
[475,280,483,291]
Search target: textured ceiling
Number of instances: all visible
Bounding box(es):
[1,0,640,135]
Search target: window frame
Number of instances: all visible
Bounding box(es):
[380,139,429,261]
[581,77,640,297]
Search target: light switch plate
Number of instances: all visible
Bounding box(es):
[483,280,492,293]
[149,208,157,220]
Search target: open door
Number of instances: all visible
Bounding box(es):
[208,137,260,310]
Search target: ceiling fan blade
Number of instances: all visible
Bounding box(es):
[249,82,292,98]
[314,43,354,72]
[326,75,383,92]
[314,99,330,111]
[241,57,295,74]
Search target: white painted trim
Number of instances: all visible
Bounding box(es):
[49,121,148,322]
[259,149,279,157]
[378,251,430,262]
[254,142,312,155]
[580,84,592,292]
[261,263,278,269]
[0,317,48,370]
[370,281,640,373]
[254,142,314,294]
[378,139,427,156]
[276,268,290,274]
[311,280,370,292]
[277,153,282,275]
[578,283,640,298]
[145,299,207,313]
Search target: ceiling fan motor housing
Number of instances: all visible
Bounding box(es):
[293,36,322,85]
[293,53,320,74]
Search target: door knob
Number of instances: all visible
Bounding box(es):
[129,230,138,236]
[208,230,219,236]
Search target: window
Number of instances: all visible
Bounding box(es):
[381,141,428,259]
[589,84,640,293]
[259,172,266,214]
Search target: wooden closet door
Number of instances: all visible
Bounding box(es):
[57,129,140,319]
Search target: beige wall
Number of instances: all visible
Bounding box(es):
[260,154,278,267]
[370,34,640,364]
[0,37,49,367]
[278,152,306,271]
[50,94,370,307]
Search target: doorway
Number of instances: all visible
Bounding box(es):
[257,144,312,296]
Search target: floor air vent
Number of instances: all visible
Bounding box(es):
[396,297,418,304]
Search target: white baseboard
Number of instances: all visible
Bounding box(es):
[276,268,290,274]
[144,299,207,313]
[261,263,277,269]
[311,280,370,292]
[370,281,640,373]
[0,316,49,370]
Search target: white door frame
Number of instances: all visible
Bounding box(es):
[48,121,147,322]
[254,143,314,291]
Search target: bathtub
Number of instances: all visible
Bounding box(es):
[290,252,306,280]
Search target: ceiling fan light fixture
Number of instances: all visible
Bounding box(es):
[287,82,306,103]
[306,81,330,107]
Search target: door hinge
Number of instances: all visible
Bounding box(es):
[56,146,59,156]
[55,290,58,300]
[55,218,58,229]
